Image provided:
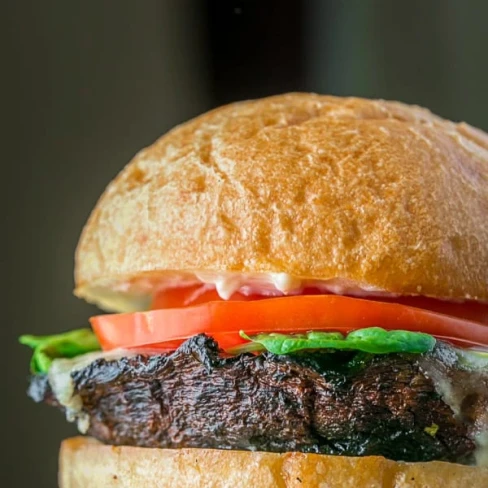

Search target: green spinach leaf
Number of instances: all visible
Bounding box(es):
[19,328,100,374]
[236,327,436,355]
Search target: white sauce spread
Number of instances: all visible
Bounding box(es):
[91,272,400,312]
[156,272,392,300]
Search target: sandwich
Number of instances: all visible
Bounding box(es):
[21,93,488,487]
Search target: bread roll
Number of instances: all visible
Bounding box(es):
[74,94,488,312]
[59,436,488,488]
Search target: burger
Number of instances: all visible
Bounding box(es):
[21,93,488,487]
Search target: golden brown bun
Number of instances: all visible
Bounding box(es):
[59,436,488,488]
[75,93,488,311]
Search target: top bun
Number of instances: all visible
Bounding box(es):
[75,93,488,312]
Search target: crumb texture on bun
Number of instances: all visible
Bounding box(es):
[60,437,488,488]
[75,93,488,311]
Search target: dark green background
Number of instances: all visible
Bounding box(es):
[4,1,488,486]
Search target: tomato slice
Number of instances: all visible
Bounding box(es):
[151,286,488,325]
[370,296,488,326]
[91,295,488,352]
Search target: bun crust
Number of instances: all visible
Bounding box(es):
[75,93,488,311]
[59,436,488,488]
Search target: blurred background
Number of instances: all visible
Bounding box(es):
[3,1,488,486]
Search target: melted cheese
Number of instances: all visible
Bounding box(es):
[48,349,130,433]
[420,349,488,467]
[475,432,488,467]
[426,382,488,467]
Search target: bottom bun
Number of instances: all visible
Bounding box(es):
[59,436,488,488]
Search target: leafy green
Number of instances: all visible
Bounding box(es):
[236,327,436,355]
[19,328,101,374]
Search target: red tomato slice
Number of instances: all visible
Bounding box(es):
[151,286,488,325]
[370,296,488,326]
[91,295,488,352]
